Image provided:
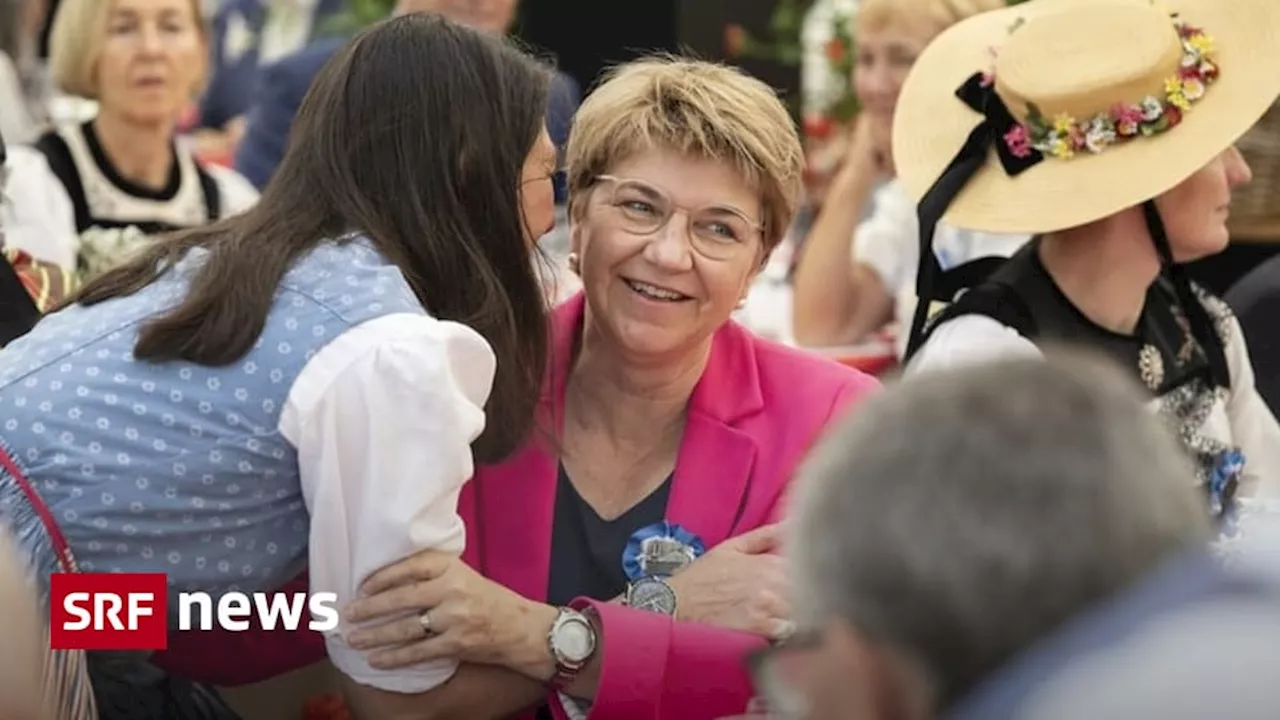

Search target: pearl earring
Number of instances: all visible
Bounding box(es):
[736,296,747,310]
[566,253,580,275]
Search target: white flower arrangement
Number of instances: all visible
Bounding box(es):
[77,225,152,279]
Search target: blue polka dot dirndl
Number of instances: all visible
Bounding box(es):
[0,442,241,720]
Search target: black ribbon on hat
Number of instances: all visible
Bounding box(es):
[903,72,1044,361]
[1141,200,1231,389]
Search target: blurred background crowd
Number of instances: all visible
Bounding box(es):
[1,0,1278,375]
[1,0,1280,718]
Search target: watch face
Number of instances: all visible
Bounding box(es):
[629,578,676,615]
[554,617,595,663]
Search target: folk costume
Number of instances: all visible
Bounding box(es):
[895,0,1280,526]
[21,122,257,277]
[0,237,493,718]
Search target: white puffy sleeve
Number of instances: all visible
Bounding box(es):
[852,181,917,295]
[206,164,260,218]
[1220,312,1280,500]
[280,312,495,693]
[906,314,1043,377]
[2,145,79,269]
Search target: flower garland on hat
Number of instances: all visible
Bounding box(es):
[1004,18,1218,160]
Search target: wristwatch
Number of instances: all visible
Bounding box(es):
[624,575,677,616]
[547,607,597,689]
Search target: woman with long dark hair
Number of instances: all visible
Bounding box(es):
[0,13,555,719]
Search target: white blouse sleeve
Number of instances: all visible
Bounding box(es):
[906,314,1043,377]
[207,164,260,218]
[279,312,496,693]
[2,145,79,269]
[852,181,916,295]
[1221,314,1280,499]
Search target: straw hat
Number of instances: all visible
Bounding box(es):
[891,0,1280,235]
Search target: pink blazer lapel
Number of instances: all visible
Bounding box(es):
[473,294,766,597]
[665,319,764,550]
[471,440,558,602]
[470,295,583,602]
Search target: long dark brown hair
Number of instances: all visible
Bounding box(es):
[73,14,553,463]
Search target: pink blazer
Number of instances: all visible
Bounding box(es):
[460,293,879,719]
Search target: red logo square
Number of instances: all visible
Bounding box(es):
[49,573,169,651]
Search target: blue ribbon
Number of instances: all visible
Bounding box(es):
[622,521,705,581]
[1210,448,1245,535]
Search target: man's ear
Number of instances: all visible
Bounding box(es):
[831,622,933,720]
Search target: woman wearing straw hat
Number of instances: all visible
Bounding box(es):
[894,0,1280,526]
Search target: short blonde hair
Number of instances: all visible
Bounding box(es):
[566,56,805,253]
[857,0,1007,37]
[49,0,208,100]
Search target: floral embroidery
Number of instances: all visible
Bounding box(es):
[78,225,151,281]
[1004,125,1032,157]
[1008,18,1218,160]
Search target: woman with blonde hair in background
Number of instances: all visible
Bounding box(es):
[4,0,257,279]
[791,0,1026,356]
[901,0,1280,527]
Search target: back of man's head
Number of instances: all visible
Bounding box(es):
[788,351,1210,713]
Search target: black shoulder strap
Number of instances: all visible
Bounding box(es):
[905,247,1040,363]
[34,131,91,233]
[915,279,1040,353]
[934,256,1011,303]
[0,257,40,347]
[194,163,221,222]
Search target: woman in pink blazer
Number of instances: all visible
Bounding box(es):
[339,57,879,719]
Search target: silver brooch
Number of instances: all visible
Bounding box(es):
[1139,344,1165,391]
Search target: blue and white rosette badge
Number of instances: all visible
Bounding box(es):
[1209,448,1246,536]
[623,521,705,580]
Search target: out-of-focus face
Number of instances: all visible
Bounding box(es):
[755,621,912,720]
[519,127,559,246]
[853,16,939,161]
[397,0,518,34]
[1156,146,1252,263]
[572,148,765,361]
[95,0,206,123]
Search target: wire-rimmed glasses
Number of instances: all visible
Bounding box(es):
[593,174,764,261]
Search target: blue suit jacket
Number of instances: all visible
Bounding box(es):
[234,40,582,202]
[200,0,346,130]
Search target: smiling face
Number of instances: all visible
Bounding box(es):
[1155,146,1253,262]
[95,0,207,123]
[572,148,765,360]
[853,15,941,160]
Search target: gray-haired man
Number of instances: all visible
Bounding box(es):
[763,352,1280,719]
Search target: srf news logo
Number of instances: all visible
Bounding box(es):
[50,573,339,651]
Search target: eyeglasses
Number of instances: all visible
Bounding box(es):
[743,629,822,719]
[593,175,764,261]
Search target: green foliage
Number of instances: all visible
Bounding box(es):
[726,0,811,67]
[322,0,396,37]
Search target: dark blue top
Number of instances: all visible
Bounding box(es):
[232,39,582,203]
[199,0,347,130]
